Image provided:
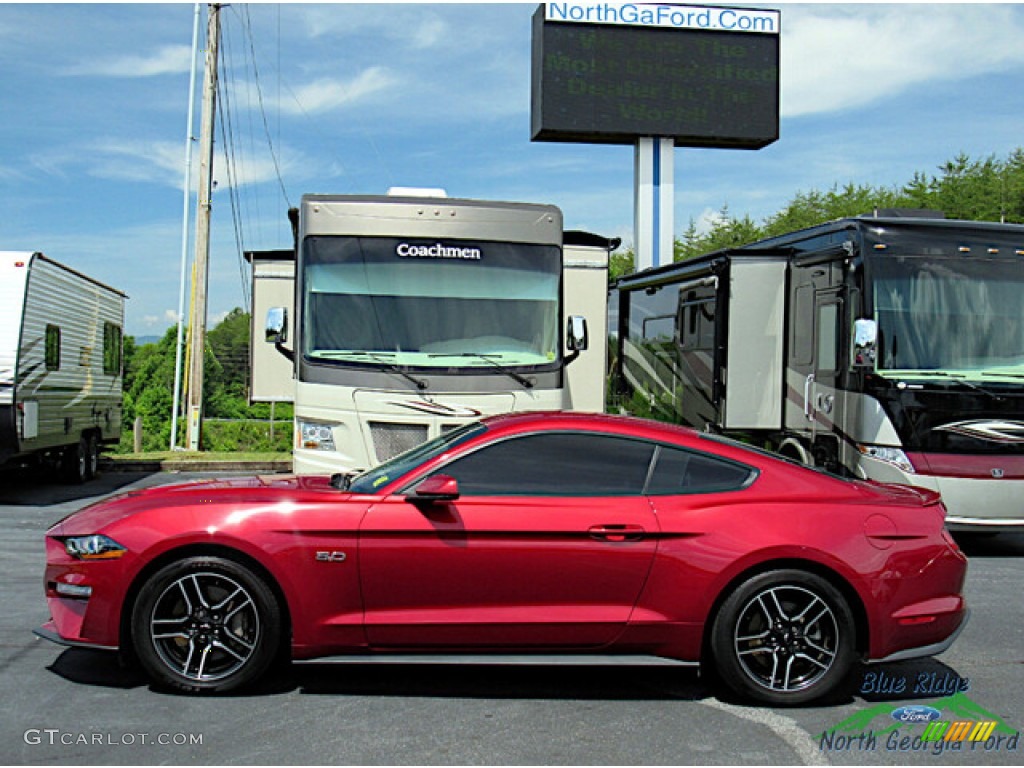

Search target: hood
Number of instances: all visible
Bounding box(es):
[49,474,340,536]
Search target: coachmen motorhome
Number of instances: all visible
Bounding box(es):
[250,192,614,475]
[0,252,125,482]
[613,212,1024,532]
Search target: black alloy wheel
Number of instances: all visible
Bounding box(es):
[131,556,282,693]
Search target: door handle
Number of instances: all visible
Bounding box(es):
[588,524,646,542]
[804,374,816,421]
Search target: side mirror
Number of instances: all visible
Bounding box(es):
[566,315,589,352]
[265,307,288,344]
[853,318,877,369]
[411,474,460,502]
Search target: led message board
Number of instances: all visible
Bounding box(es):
[530,3,780,148]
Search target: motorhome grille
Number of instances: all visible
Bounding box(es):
[369,422,429,463]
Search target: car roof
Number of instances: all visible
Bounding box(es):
[479,410,702,443]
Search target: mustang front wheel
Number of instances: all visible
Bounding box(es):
[131,556,281,693]
[711,569,856,705]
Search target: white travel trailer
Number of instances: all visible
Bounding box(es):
[0,252,125,482]
[248,192,614,475]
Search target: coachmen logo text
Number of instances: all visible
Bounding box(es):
[397,243,481,260]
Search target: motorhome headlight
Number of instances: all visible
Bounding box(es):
[858,444,915,474]
[64,534,127,560]
[297,420,337,452]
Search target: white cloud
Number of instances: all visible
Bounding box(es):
[64,44,193,77]
[281,67,397,115]
[692,207,728,236]
[298,6,451,50]
[781,5,1024,118]
[35,138,313,192]
[210,309,231,326]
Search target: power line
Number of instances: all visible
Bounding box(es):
[216,12,252,314]
[239,4,291,209]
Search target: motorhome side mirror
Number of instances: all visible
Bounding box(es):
[265,307,288,344]
[411,474,460,503]
[567,315,589,352]
[853,318,877,368]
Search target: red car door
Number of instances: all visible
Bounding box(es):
[358,431,661,649]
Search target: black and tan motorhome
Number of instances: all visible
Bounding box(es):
[0,252,124,482]
[613,211,1024,531]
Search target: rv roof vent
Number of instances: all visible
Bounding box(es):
[870,208,945,219]
[387,187,448,198]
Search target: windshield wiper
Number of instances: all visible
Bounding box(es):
[900,371,1005,401]
[982,371,1024,380]
[429,352,534,389]
[321,351,428,390]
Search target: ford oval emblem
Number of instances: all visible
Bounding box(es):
[891,705,942,723]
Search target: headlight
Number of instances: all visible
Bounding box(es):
[64,534,127,560]
[858,445,915,474]
[297,419,337,452]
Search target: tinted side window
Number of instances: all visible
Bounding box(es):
[45,325,61,371]
[103,322,122,376]
[646,445,755,495]
[436,432,656,496]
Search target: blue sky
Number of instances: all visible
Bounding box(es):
[2,3,1024,336]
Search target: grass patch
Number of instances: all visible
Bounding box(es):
[105,451,292,463]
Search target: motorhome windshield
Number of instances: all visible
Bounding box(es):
[302,236,560,371]
[872,254,1024,379]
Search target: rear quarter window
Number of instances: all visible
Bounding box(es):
[646,445,757,495]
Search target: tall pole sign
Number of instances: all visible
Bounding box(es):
[531,2,780,270]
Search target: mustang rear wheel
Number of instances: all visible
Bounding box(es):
[711,569,856,705]
[131,556,281,693]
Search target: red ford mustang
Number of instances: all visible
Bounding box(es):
[38,412,968,704]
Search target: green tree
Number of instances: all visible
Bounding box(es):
[608,247,635,281]
[119,310,291,453]
[121,326,179,451]
[206,308,251,418]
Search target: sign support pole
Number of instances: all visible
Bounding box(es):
[634,137,675,271]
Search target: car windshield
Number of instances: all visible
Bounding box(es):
[347,422,488,494]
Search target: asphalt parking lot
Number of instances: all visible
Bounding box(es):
[1,468,1022,765]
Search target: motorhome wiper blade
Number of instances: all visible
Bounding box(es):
[982,371,1024,379]
[428,353,534,389]
[323,351,428,390]
[902,371,1005,401]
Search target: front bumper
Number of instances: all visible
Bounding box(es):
[42,535,131,650]
[33,621,118,652]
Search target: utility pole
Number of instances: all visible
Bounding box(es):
[186,3,221,451]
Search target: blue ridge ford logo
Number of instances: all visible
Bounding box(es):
[891,705,943,724]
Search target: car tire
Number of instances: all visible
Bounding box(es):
[85,433,100,480]
[61,438,89,484]
[711,569,856,705]
[130,556,282,694]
